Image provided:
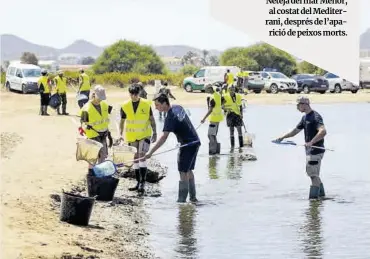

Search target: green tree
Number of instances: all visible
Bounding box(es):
[92,40,165,74]
[179,65,199,75]
[20,52,38,65]
[298,61,326,75]
[219,43,298,76]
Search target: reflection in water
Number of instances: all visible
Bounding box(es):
[208,156,220,179]
[175,204,198,258]
[225,148,243,180]
[300,201,324,258]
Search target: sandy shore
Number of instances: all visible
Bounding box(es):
[0,86,369,258]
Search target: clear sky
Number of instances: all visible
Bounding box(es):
[0,0,369,50]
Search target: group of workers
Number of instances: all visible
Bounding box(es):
[37,68,91,116]
[37,67,328,201]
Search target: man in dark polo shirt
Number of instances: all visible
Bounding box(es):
[144,93,201,203]
[274,96,327,199]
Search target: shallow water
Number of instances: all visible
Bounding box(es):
[143,103,370,259]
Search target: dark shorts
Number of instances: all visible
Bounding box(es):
[177,143,200,173]
[226,112,243,127]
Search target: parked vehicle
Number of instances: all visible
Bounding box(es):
[183,66,240,92]
[360,59,370,89]
[291,74,329,94]
[260,71,298,94]
[323,72,360,93]
[5,63,41,94]
[243,71,265,93]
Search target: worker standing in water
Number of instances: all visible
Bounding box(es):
[223,85,244,148]
[119,84,157,193]
[144,93,201,203]
[78,68,91,108]
[79,85,113,176]
[54,70,69,115]
[201,85,224,155]
[38,69,52,116]
[274,96,327,199]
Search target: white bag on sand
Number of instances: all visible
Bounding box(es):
[112,144,137,167]
[76,137,103,165]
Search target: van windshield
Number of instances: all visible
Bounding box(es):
[22,69,41,77]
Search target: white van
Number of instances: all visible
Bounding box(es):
[183,66,240,92]
[360,58,370,89]
[5,63,42,94]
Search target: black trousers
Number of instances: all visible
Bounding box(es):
[40,93,51,106]
[58,93,67,106]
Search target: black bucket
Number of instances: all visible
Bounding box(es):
[87,175,119,201]
[60,192,95,226]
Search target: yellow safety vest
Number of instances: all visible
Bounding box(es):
[224,93,242,115]
[242,71,249,77]
[79,73,91,91]
[227,72,234,85]
[55,76,67,93]
[38,76,50,94]
[209,92,224,123]
[82,101,110,139]
[122,99,152,142]
[237,71,243,78]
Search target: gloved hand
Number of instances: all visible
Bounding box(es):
[78,127,85,136]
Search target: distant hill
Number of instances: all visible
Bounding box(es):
[360,28,370,49]
[0,34,223,62]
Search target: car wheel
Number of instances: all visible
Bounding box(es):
[334,84,342,93]
[22,84,27,94]
[184,84,193,93]
[270,84,278,94]
[6,82,11,92]
[303,85,310,94]
[351,89,358,94]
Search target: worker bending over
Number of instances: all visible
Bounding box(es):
[158,82,176,118]
[119,84,157,193]
[80,86,113,175]
[201,85,224,155]
[144,93,201,203]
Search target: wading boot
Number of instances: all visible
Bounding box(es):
[188,178,198,203]
[62,104,69,115]
[138,167,147,193]
[238,136,244,148]
[128,169,140,191]
[309,185,320,199]
[230,136,235,148]
[209,141,217,155]
[216,143,221,154]
[319,183,326,197]
[177,180,189,203]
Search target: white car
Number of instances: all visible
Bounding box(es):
[5,63,42,94]
[183,66,240,92]
[323,72,360,93]
[260,71,298,94]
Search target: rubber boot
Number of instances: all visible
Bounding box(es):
[44,106,50,116]
[57,106,62,115]
[177,180,189,203]
[128,169,140,191]
[230,136,235,147]
[309,185,320,199]
[216,143,221,154]
[188,178,198,202]
[138,167,147,193]
[209,141,217,155]
[319,183,326,197]
[238,136,244,148]
[62,104,69,115]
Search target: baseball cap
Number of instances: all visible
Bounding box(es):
[296,96,310,105]
[94,85,106,100]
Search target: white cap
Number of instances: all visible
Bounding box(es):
[94,85,106,100]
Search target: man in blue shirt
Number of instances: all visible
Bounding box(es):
[144,93,201,203]
[274,96,327,199]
